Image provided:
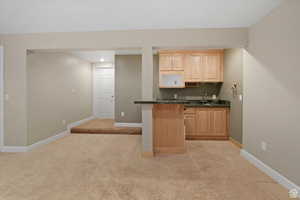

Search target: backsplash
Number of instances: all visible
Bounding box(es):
[155,83,222,99]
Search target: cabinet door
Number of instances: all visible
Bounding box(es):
[211,109,227,136]
[203,54,222,82]
[186,55,203,82]
[172,54,184,71]
[159,54,173,71]
[184,113,197,136]
[196,109,212,135]
[184,55,192,81]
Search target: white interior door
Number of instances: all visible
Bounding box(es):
[0,46,3,147]
[93,63,115,119]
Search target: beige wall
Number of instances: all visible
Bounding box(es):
[244,0,300,186]
[219,49,243,144]
[27,52,92,145]
[115,55,142,123]
[0,28,247,146]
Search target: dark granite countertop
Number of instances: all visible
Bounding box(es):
[134,99,230,107]
[134,99,189,104]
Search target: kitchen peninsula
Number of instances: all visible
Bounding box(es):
[134,99,230,155]
[136,49,231,156]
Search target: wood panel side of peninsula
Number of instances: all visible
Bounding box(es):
[153,104,186,154]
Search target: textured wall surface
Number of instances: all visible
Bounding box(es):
[244,0,300,186]
[115,55,142,123]
[219,49,243,144]
[27,52,92,145]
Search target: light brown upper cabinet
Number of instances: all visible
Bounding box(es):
[159,52,185,88]
[184,50,224,82]
[159,54,173,71]
[159,50,224,87]
[184,54,203,82]
[172,54,184,70]
[203,53,223,82]
[159,53,184,71]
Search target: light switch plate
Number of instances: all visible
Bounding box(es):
[5,94,9,101]
[261,141,267,151]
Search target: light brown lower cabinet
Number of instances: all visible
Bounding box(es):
[184,107,229,140]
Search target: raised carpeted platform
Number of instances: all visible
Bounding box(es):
[71,118,142,135]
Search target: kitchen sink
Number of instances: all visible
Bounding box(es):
[186,100,227,105]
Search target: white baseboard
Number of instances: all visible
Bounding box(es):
[114,122,142,128]
[1,116,95,153]
[241,149,300,196]
[1,146,28,152]
[67,116,95,132]
[1,131,70,153]
[27,130,69,151]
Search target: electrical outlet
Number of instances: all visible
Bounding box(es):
[289,189,299,198]
[62,120,66,125]
[261,141,267,151]
[121,112,125,117]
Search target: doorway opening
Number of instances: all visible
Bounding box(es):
[93,61,115,119]
[26,48,142,139]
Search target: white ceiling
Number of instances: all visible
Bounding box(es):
[0,0,282,34]
[70,51,115,63]
[70,49,143,63]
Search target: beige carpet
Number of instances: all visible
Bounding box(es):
[0,135,293,200]
[71,119,142,135]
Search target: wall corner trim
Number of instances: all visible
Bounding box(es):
[240,149,300,195]
[114,122,142,128]
[230,137,243,149]
[142,151,154,157]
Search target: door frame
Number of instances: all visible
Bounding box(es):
[0,46,4,148]
[92,62,115,119]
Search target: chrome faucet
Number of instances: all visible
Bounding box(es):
[173,93,178,99]
[203,93,208,100]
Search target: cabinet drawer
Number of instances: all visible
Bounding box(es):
[184,107,196,114]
